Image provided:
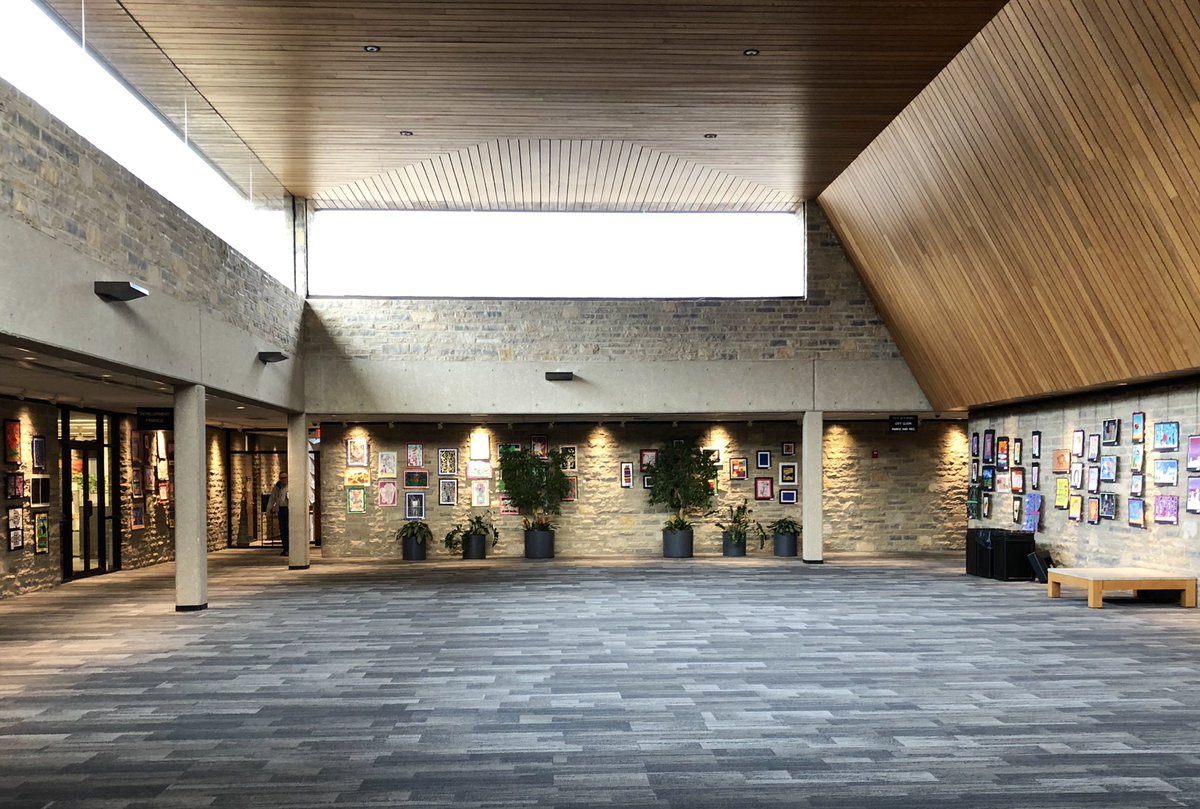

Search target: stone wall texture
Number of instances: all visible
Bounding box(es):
[0,399,62,597]
[969,379,1200,573]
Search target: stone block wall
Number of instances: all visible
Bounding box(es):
[0,399,61,597]
[228,433,286,547]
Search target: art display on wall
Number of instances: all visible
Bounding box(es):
[346,487,366,513]
[531,436,548,460]
[31,435,45,470]
[561,446,577,472]
[620,462,634,488]
[1086,434,1100,462]
[377,480,398,507]
[996,436,1009,471]
[466,460,492,480]
[1052,450,1070,474]
[754,477,773,501]
[971,432,980,458]
[981,466,995,491]
[378,452,398,478]
[1099,456,1117,483]
[1031,431,1041,459]
[1055,478,1070,509]
[346,438,369,467]
[756,450,771,469]
[563,476,578,502]
[471,480,490,507]
[1086,466,1100,494]
[982,493,992,519]
[983,429,995,463]
[157,481,170,501]
[1011,467,1025,494]
[1188,436,1200,472]
[779,489,797,505]
[1102,419,1120,445]
[498,492,519,516]
[1023,493,1043,532]
[1128,497,1145,527]
[437,448,458,476]
[703,447,721,463]
[1069,461,1084,490]
[994,472,1008,493]
[970,460,979,484]
[1071,429,1085,458]
[1154,421,1180,451]
[1131,473,1145,497]
[1068,495,1083,521]
[4,420,20,465]
[779,463,797,485]
[1154,459,1179,487]
[439,478,457,506]
[639,450,657,472]
[34,512,48,553]
[730,457,748,481]
[498,441,519,458]
[1030,462,1040,490]
[1011,495,1022,524]
[1188,477,1200,514]
[1154,494,1179,525]
[643,475,654,489]
[344,469,370,487]
[1086,497,1100,525]
[6,473,24,499]
[29,476,50,508]
[1132,412,1146,443]
[1099,492,1117,520]
[406,443,424,468]
[404,471,429,489]
[1131,444,1145,472]
[1012,438,1023,466]
[782,441,796,457]
[131,505,145,529]
[405,492,426,520]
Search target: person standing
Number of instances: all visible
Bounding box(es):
[266,471,289,555]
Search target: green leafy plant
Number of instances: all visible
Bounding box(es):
[767,516,801,537]
[646,438,720,529]
[716,498,768,548]
[497,446,572,531]
[395,520,433,545]
[443,513,500,552]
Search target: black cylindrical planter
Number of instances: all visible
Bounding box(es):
[722,532,747,557]
[662,529,694,558]
[524,530,555,559]
[462,534,488,560]
[773,533,798,558]
[402,536,427,561]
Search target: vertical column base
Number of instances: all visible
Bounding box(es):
[175,603,208,612]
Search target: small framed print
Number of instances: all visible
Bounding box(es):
[1086,466,1100,494]
[405,492,426,520]
[157,481,171,501]
[131,505,145,530]
[4,420,20,464]
[470,431,491,460]
[756,450,772,469]
[563,476,577,502]
[639,449,658,472]
[982,493,992,519]
[1154,421,1180,452]
[1071,429,1085,458]
[34,512,48,553]
[1010,467,1025,494]
[1128,497,1146,527]
[779,489,798,505]
[1069,461,1084,490]
[1030,430,1041,459]
[1052,449,1070,474]
[971,432,980,458]
[1131,412,1146,444]
[1055,478,1069,509]
[703,447,721,463]
[344,468,371,487]
[981,465,996,491]
[730,457,748,481]
[437,448,458,476]
[996,436,1010,471]
[346,437,369,468]
[779,463,798,486]
[1131,444,1146,473]
[1086,496,1100,524]
[970,460,979,484]
[498,492,519,516]
[6,473,24,499]
[531,436,549,460]
[1154,458,1179,486]
[499,442,521,458]
[130,430,142,464]
[1030,462,1040,490]
[378,451,399,479]
[983,429,996,463]
[31,436,46,471]
[754,477,773,501]
[1188,436,1200,473]
[642,475,654,490]
[1102,419,1120,445]
[1068,494,1083,521]
[346,487,366,513]
[1099,492,1117,520]
[1012,495,1022,524]
[620,462,634,488]
[1131,472,1146,497]
[996,473,1010,493]
[404,470,429,489]
[471,480,490,507]
[1154,494,1180,525]
[1099,455,1117,483]
[8,528,23,551]
[1086,434,1100,462]
[406,443,424,468]
[466,460,492,480]
[1012,438,1023,466]
[1187,477,1200,514]
[131,473,143,498]
[782,441,796,457]
[561,446,578,472]
[438,477,458,506]
[377,480,398,507]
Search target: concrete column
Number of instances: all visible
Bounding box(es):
[289,195,310,297]
[802,410,824,563]
[174,383,208,610]
[287,412,311,570]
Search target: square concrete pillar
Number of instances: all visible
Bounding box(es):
[802,410,823,563]
[173,383,208,610]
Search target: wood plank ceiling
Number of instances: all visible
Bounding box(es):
[820,0,1200,411]
[40,0,1006,211]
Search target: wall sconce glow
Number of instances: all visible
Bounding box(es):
[94,281,149,302]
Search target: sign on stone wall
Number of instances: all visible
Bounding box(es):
[889,415,919,433]
[136,408,174,431]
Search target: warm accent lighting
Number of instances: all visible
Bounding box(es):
[94,281,148,302]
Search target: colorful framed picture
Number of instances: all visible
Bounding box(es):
[1128,497,1145,527]
[1187,477,1200,514]
[756,450,772,469]
[1022,493,1043,533]
[378,451,398,479]
[1102,419,1120,445]
[971,432,980,458]
[779,489,798,505]
[754,477,773,501]
[1086,466,1100,494]
[6,473,24,499]
[1154,421,1180,452]
[438,477,458,506]
[730,457,748,481]
[130,506,144,530]
[1131,444,1146,473]
[377,480,399,507]
[642,475,654,490]
[31,435,46,471]
[498,492,519,516]
[561,446,578,472]
[1154,494,1179,525]
[996,473,1010,493]
[438,448,459,476]
[1068,494,1083,521]
[345,437,368,468]
[703,447,721,463]
[346,487,366,513]
[157,481,171,501]
[779,463,797,486]
[4,420,20,464]
[983,429,996,463]
[1030,431,1041,460]
[1131,473,1145,497]
[620,462,634,489]
[1086,496,1100,524]
[1188,436,1200,473]
[639,449,658,472]
[782,441,796,457]
[1131,412,1146,444]
[131,473,143,498]
[498,442,521,458]
[471,480,490,507]
[1099,455,1117,483]
[129,430,142,464]
[1011,495,1022,524]
[404,492,426,520]
[1154,458,1179,487]
[563,476,577,502]
[996,436,1010,471]
[1099,492,1117,520]
[1010,467,1025,494]
[1086,434,1100,462]
[982,493,992,519]
[406,443,424,468]
[1069,461,1084,490]
[970,460,980,484]
[981,465,996,491]
[344,468,371,487]
[1013,438,1024,466]
[1030,462,1040,491]
[531,436,549,460]
[1055,478,1070,509]
[1051,449,1070,474]
[34,512,48,552]
[1070,429,1085,458]
[404,470,429,489]
[466,460,492,480]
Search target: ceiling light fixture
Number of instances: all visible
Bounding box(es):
[743,48,760,57]
[703,133,718,139]
[363,45,381,52]
[399,130,414,137]
[236,405,246,410]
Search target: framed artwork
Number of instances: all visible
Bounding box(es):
[160,433,170,459]
[756,450,772,469]
[29,477,49,508]
[31,436,46,471]
[1031,431,1041,459]
[1069,461,1084,490]
[782,441,796,457]
[779,489,798,505]
[1154,494,1180,525]
[1131,444,1146,473]
[438,477,458,506]
[1086,466,1100,494]
[730,457,748,481]
[8,528,23,551]
[1131,473,1145,497]
[971,432,980,458]
[498,492,519,516]
[779,463,798,485]
[404,492,426,520]
[471,480,490,507]
[1054,478,1070,509]
[1128,497,1146,527]
[1153,458,1179,487]
[1188,436,1200,473]
[703,447,721,463]
[34,512,48,553]
[1051,449,1070,474]
[639,449,658,472]
[620,462,634,488]
[1099,456,1117,483]
[1010,467,1025,494]
[1132,412,1146,444]
[404,470,429,489]
[498,442,521,458]
[563,476,578,502]
[466,460,493,480]
[1012,438,1023,466]
[996,472,1010,493]
[531,436,549,460]
[130,430,142,464]
[470,431,491,460]
[1154,421,1180,452]
[406,443,424,468]
[7,506,20,529]
[754,477,773,501]
[344,469,371,487]
[157,481,171,501]
[143,433,153,463]
[1012,495,1022,524]
[1086,497,1100,525]
[437,448,459,476]
[1070,429,1085,458]
[1030,462,1041,491]
[1086,434,1100,462]
[4,420,20,464]
[970,460,979,484]
[981,465,996,491]
[131,474,143,498]
[983,429,996,463]
[1102,419,1120,445]
[1023,493,1043,533]
[377,480,398,507]
[561,446,578,472]
[6,473,24,499]
[156,459,170,483]
[1068,495,1083,522]
[1099,492,1117,520]
[345,437,369,468]
[131,505,145,530]
[346,487,366,513]
[642,475,654,490]
[378,451,398,479]
[707,477,718,496]
[996,436,1010,471]
[982,493,992,519]
[1187,477,1200,514]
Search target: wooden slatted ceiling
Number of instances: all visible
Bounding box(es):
[40,0,1006,210]
[819,0,1200,412]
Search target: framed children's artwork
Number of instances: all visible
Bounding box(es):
[1012,438,1023,466]
[34,512,48,553]
[1010,467,1025,494]
[6,473,24,499]
[642,475,654,490]
[406,443,424,468]
[1188,436,1200,473]
[1030,431,1041,459]
[404,492,426,520]
[996,473,1010,493]
[498,492,519,516]
[1086,434,1100,462]
[377,480,398,507]
[131,505,145,530]
[970,460,980,484]
[1102,419,1120,445]
[1070,429,1085,458]
[1131,444,1146,472]
[1068,494,1083,521]
[1131,412,1146,444]
[157,481,171,501]
[563,476,578,502]
[981,465,996,491]
[1154,494,1179,525]
[561,446,578,472]
[31,435,46,471]
[1128,497,1146,527]
[1069,461,1084,490]
[782,441,797,457]
[779,489,798,505]
[730,457,748,481]
[1153,421,1180,452]
[983,429,996,463]
[344,468,371,488]
[1099,455,1117,483]
[471,480,490,507]
[404,470,429,489]
[378,451,398,479]
[466,460,492,480]
[438,477,458,506]
[131,473,143,498]
[1030,462,1041,490]
[1055,478,1070,509]
[469,431,491,460]
[1099,492,1117,520]
[996,436,1010,471]
[620,462,634,488]
[1086,497,1100,525]
[438,448,459,476]
[971,432,980,458]
[639,449,658,472]
[982,493,992,519]
[1154,458,1179,487]
[346,437,369,468]
[8,528,23,551]
[29,476,50,508]
[1187,477,1200,514]
[778,463,798,486]
[1131,473,1145,497]
[531,436,549,460]
[129,430,142,464]
[1007,494,1020,524]
[498,441,520,458]
[1051,449,1070,474]
[703,447,721,464]
[346,487,366,513]
[4,420,20,464]
[1086,466,1100,494]
[756,450,772,469]
[754,477,773,501]
[1022,493,1043,533]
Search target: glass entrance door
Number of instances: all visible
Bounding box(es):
[69,444,107,575]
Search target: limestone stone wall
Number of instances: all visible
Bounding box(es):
[0,399,61,597]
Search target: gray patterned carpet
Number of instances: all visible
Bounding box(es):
[1,550,1200,808]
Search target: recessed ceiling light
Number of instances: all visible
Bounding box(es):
[363,45,381,52]
[399,130,414,136]
[703,133,718,139]
[743,48,760,57]
[22,356,35,361]
[100,373,112,378]
[236,405,246,410]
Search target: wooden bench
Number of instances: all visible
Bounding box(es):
[1047,567,1197,609]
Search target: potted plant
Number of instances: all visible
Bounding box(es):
[715,498,767,557]
[444,513,499,559]
[646,438,720,558]
[767,516,801,558]
[395,520,432,561]
[498,446,572,559]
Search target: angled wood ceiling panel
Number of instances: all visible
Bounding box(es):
[819,0,1200,412]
